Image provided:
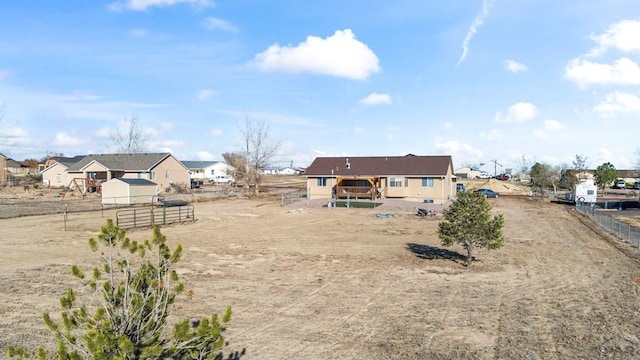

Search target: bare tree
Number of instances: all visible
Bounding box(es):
[572,154,589,180]
[110,116,148,153]
[235,116,280,196]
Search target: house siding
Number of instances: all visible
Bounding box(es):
[151,156,190,191]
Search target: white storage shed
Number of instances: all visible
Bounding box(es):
[101,178,158,205]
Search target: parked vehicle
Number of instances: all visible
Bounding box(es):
[474,188,499,198]
[572,179,597,203]
[475,172,491,179]
[495,174,510,181]
[209,175,235,185]
[613,180,626,189]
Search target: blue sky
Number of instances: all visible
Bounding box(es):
[1,0,639,173]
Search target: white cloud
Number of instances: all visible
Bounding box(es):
[457,0,495,67]
[0,127,30,147]
[253,29,380,80]
[564,57,640,87]
[503,59,528,73]
[495,102,538,123]
[479,128,502,141]
[197,89,217,101]
[588,19,640,57]
[160,122,173,130]
[108,0,214,11]
[532,120,564,139]
[443,121,454,130]
[593,91,640,117]
[359,92,392,105]
[202,17,237,32]
[162,139,184,147]
[543,119,564,131]
[95,127,111,138]
[435,140,483,161]
[210,128,223,136]
[195,151,216,160]
[53,132,86,147]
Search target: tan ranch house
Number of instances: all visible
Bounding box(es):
[305,154,456,204]
[42,153,190,193]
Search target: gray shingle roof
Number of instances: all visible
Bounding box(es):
[304,155,453,177]
[181,160,219,169]
[113,178,157,186]
[67,153,172,172]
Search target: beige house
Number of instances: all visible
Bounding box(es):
[42,153,190,194]
[41,156,86,188]
[101,178,158,205]
[305,155,456,204]
[0,153,6,185]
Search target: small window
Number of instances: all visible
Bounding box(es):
[587,190,594,195]
[165,171,170,179]
[56,174,61,183]
[317,177,327,187]
[390,177,403,187]
[150,172,156,180]
[421,177,435,187]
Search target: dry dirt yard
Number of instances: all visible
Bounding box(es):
[1,196,640,359]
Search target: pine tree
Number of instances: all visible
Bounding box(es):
[8,219,231,359]
[438,191,505,266]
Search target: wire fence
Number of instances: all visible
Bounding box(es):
[575,202,640,248]
[280,190,307,207]
[0,190,236,219]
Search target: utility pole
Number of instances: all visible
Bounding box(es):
[491,159,503,176]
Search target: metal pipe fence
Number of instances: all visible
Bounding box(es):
[575,202,640,248]
[116,205,195,229]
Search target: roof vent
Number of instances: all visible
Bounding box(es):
[345,158,351,169]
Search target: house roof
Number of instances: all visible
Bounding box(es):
[110,178,157,186]
[67,153,173,172]
[304,155,453,177]
[181,160,219,169]
[53,155,87,167]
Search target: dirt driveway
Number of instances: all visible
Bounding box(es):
[1,196,639,359]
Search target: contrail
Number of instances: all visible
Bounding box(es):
[457,0,495,67]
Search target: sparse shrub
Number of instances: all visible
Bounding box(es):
[8,220,231,359]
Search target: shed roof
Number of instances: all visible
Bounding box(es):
[305,155,453,177]
[110,178,157,186]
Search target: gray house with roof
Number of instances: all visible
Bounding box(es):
[304,154,456,204]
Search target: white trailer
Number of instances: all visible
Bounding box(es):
[572,179,597,203]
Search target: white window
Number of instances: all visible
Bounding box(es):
[390,177,403,187]
[317,177,327,186]
[56,174,61,183]
[421,177,435,187]
[165,171,170,179]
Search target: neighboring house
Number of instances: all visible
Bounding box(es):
[616,170,640,185]
[454,166,487,179]
[575,169,639,186]
[278,167,301,175]
[305,154,456,204]
[41,155,87,188]
[181,160,234,181]
[101,178,158,205]
[5,158,31,177]
[64,153,190,192]
[0,153,7,185]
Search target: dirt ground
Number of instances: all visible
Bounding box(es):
[1,195,640,359]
